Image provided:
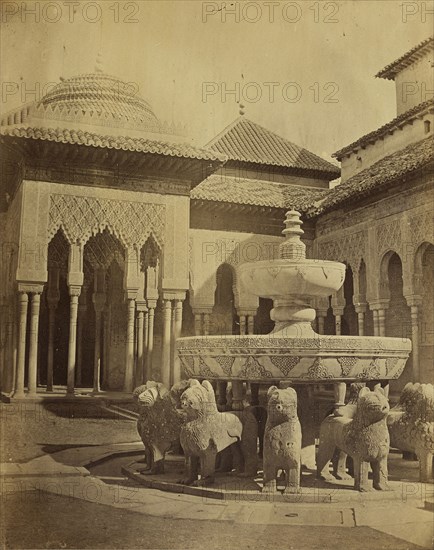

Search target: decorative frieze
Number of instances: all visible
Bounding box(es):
[317,230,366,271]
[409,209,433,247]
[48,194,165,248]
[376,219,402,255]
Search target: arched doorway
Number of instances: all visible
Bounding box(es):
[212,263,239,335]
[415,243,434,383]
[82,229,126,391]
[383,252,412,388]
[342,265,357,335]
[254,298,274,334]
[39,229,70,389]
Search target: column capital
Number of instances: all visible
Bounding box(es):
[125,289,138,301]
[332,306,345,317]
[136,300,148,313]
[354,303,368,314]
[162,290,186,301]
[369,299,390,311]
[68,285,82,297]
[237,310,257,317]
[18,283,44,294]
[404,294,423,308]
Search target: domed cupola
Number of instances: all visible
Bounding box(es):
[1,67,187,140]
[38,72,161,131]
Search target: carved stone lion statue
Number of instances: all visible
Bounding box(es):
[317,387,390,492]
[387,382,434,482]
[179,380,245,486]
[262,386,302,494]
[133,380,191,474]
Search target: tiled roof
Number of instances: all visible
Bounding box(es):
[191,174,330,211]
[0,126,226,162]
[309,137,434,217]
[376,37,433,80]
[207,117,340,178]
[333,99,434,159]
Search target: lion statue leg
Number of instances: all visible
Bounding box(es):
[178,455,199,486]
[353,457,371,492]
[371,457,391,491]
[418,450,433,483]
[143,445,165,475]
[283,460,301,494]
[333,450,351,480]
[316,438,336,480]
[196,451,217,486]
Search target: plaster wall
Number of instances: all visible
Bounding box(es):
[394,50,434,115]
[340,115,433,182]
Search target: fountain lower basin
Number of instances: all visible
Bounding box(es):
[177,334,411,383]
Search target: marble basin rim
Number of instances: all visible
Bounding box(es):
[237,259,346,299]
[177,334,412,383]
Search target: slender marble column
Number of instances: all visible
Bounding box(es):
[372,309,379,336]
[378,309,386,337]
[124,297,136,392]
[142,309,149,382]
[67,287,81,395]
[334,382,347,414]
[172,299,183,384]
[317,315,325,335]
[46,269,60,392]
[46,301,57,392]
[231,380,244,411]
[410,305,420,380]
[161,299,172,388]
[194,313,202,336]
[15,292,28,398]
[136,309,144,386]
[247,315,255,335]
[170,301,176,385]
[239,315,246,335]
[203,313,210,336]
[27,292,41,396]
[146,302,156,378]
[75,289,87,387]
[357,311,365,336]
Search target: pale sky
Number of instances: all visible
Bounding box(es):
[0,0,431,162]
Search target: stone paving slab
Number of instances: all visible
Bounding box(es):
[0,455,90,478]
[354,502,434,549]
[2,442,433,548]
[122,456,433,505]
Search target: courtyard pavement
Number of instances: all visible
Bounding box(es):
[1,401,433,549]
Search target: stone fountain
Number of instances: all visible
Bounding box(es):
[178,210,411,385]
[177,211,412,467]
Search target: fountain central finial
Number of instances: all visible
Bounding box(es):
[279,210,306,260]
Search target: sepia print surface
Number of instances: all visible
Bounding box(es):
[0,1,433,549]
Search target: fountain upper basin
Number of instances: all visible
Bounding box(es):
[238,259,346,299]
